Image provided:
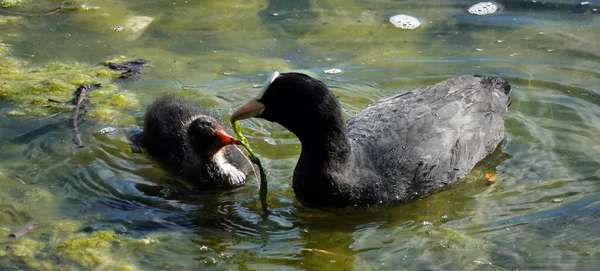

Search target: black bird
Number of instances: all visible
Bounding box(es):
[140,95,253,189]
[231,72,511,208]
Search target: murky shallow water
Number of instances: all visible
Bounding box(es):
[0,0,599,270]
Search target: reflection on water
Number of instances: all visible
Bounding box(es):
[0,0,599,270]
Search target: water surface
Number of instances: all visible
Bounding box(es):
[0,0,599,270]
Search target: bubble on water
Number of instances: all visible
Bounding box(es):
[97,127,117,135]
[468,2,498,15]
[389,14,421,30]
[198,245,210,252]
[202,256,218,265]
[218,252,233,259]
[324,68,342,74]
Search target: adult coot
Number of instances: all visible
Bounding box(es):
[231,72,511,207]
[141,95,253,189]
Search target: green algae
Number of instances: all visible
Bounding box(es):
[233,120,269,212]
[3,237,56,271]
[0,228,153,270]
[106,93,136,107]
[8,238,45,259]
[57,231,118,267]
[1,0,24,8]
[0,15,22,25]
[0,52,141,124]
[0,43,10,56]
[56,230,156,269]
[0,209,156,271]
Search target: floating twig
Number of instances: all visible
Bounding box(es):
[9,221,37,238]
[71,83,101,148]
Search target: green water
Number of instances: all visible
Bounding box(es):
[0,0,599,270]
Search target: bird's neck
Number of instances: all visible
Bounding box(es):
[292,115,355,207]
[298,123,351,165]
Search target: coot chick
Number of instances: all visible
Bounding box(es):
[142,95,253,189]
[231,72,511,208]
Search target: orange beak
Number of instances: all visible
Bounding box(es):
[215,129,240,145]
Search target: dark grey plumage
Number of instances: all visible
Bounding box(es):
[342,75,511,206]
[142,95,253,189]
[233,73,511,207]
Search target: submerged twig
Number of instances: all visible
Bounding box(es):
[553,30,594,47]
[9,221,37,238]
[172,76,184,85]
[0,1,68,17]
[71,83,101,148]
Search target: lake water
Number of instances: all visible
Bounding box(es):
[0,0,599,270]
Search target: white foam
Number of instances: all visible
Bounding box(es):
[389,14,421,30]
[324,68,342,74]
[97,127,117,135]
[468,2,498,15]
